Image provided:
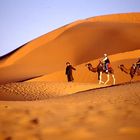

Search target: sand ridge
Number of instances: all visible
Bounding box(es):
[1,13,139,64]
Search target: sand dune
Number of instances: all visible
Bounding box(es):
[0,13,140,83]
[28,49,140,84]
[0,82,140,140]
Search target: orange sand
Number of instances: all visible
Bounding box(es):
[0,13,140,140]
[0,82,140,140]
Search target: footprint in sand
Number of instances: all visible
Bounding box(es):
[5,136,12,140]
[30,118,39,125]
[88,105,94,110]
[5,106,8,108]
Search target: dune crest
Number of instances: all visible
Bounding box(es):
[87,12,140,23]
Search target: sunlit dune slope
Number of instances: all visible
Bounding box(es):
[0,13,140,83]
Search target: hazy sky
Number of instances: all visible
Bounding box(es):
[0,0,140,56]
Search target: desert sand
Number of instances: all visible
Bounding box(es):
[0,82,140,140]
[0,13,140,140]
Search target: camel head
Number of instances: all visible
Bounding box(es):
[85,63,92,67]
[85,63,93,71]
[118,64,129,74]
[118,64,124,70]
[118,64,124,68]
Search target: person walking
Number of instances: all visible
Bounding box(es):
[65,62,76,82]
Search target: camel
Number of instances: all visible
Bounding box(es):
[118,64,140,81]
[85,61,115,85]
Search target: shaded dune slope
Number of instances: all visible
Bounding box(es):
[0,13,140,83]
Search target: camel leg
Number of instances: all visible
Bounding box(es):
[99,72,102,84]
[104,74,109,85]
[130,73,134,83]
[99,72,104,84]
[130,77,133,83]
[112,74,115,85]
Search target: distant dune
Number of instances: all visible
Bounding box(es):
[0,13,140,83]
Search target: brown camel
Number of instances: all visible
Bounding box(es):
[85,62,115,85]
[118,64,140,81]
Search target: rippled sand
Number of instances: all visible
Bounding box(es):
[0,82,106,101]
[0,82,140,140]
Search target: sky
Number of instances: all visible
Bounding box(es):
[0,0,140,56]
